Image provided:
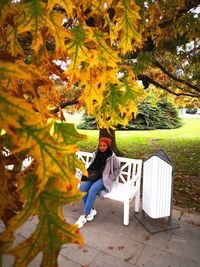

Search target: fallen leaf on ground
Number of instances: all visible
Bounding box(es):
[144,235,150,241]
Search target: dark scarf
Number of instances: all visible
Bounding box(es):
[88,148,113,172]
[81,148,113,181]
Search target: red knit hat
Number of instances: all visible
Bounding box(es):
[99,137,112,148]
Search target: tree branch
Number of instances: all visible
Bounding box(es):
[138,75,199,98]
[153,59,200,93]
[158,2,199,28]
[51,99,79,113]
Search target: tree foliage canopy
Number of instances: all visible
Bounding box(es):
[134,0,200,101]
[0,0,199,266]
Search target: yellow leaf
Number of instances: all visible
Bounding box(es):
[47,0,76,18]
[6,25,24,56]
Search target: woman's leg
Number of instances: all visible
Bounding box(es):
[83,179,105,215]
[79,180,93,205]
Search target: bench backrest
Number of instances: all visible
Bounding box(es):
[76,151,142,187]
[76,151,93,169]
[117,156,142,186]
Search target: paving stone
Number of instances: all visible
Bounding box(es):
[27,252,42,267]
[12,232,26,247]
[166,235,200,263]
[60,243,99,266]
[181,212,200,226]
[14,215,39,239]
[90,252,137,267]
[79,222,102,244]
[95,210,171,251]
[2,255,15,267]
[172,209,182,221]
[57,254,81,267]
[170,220,200,243]
[136,245,200,267]
[85,228,144,265]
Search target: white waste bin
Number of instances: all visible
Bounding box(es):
[135,150,180,233]
[142,149,173,218]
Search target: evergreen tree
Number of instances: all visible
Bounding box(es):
[78,100,181,130]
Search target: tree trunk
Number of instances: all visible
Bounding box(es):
[99,128,123,156]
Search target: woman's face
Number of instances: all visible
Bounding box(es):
[99,141,108,152]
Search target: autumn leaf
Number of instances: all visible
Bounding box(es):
[144,235,150,241]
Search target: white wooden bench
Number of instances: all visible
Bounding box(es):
[76,151,142,225]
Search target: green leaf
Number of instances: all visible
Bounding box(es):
[0,0,9,10]
[54,122,87,145]
[8,177,83,267]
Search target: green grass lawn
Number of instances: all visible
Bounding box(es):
[77,117,200,212]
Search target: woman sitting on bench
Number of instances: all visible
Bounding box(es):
[75,137,120,228]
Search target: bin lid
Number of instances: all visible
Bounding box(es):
[145,149,173,167]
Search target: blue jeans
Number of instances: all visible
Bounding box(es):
[79,179,105,215]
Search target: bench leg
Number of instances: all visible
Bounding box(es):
[135,191,140,212]
[124,201,130,226]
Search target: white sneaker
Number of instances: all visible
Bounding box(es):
[86,208,97,221]
[75,215,87,228]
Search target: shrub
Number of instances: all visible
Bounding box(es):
[126,101,182,130]
[78,100,182,130]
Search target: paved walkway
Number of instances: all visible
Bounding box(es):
[2,199,200,267]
